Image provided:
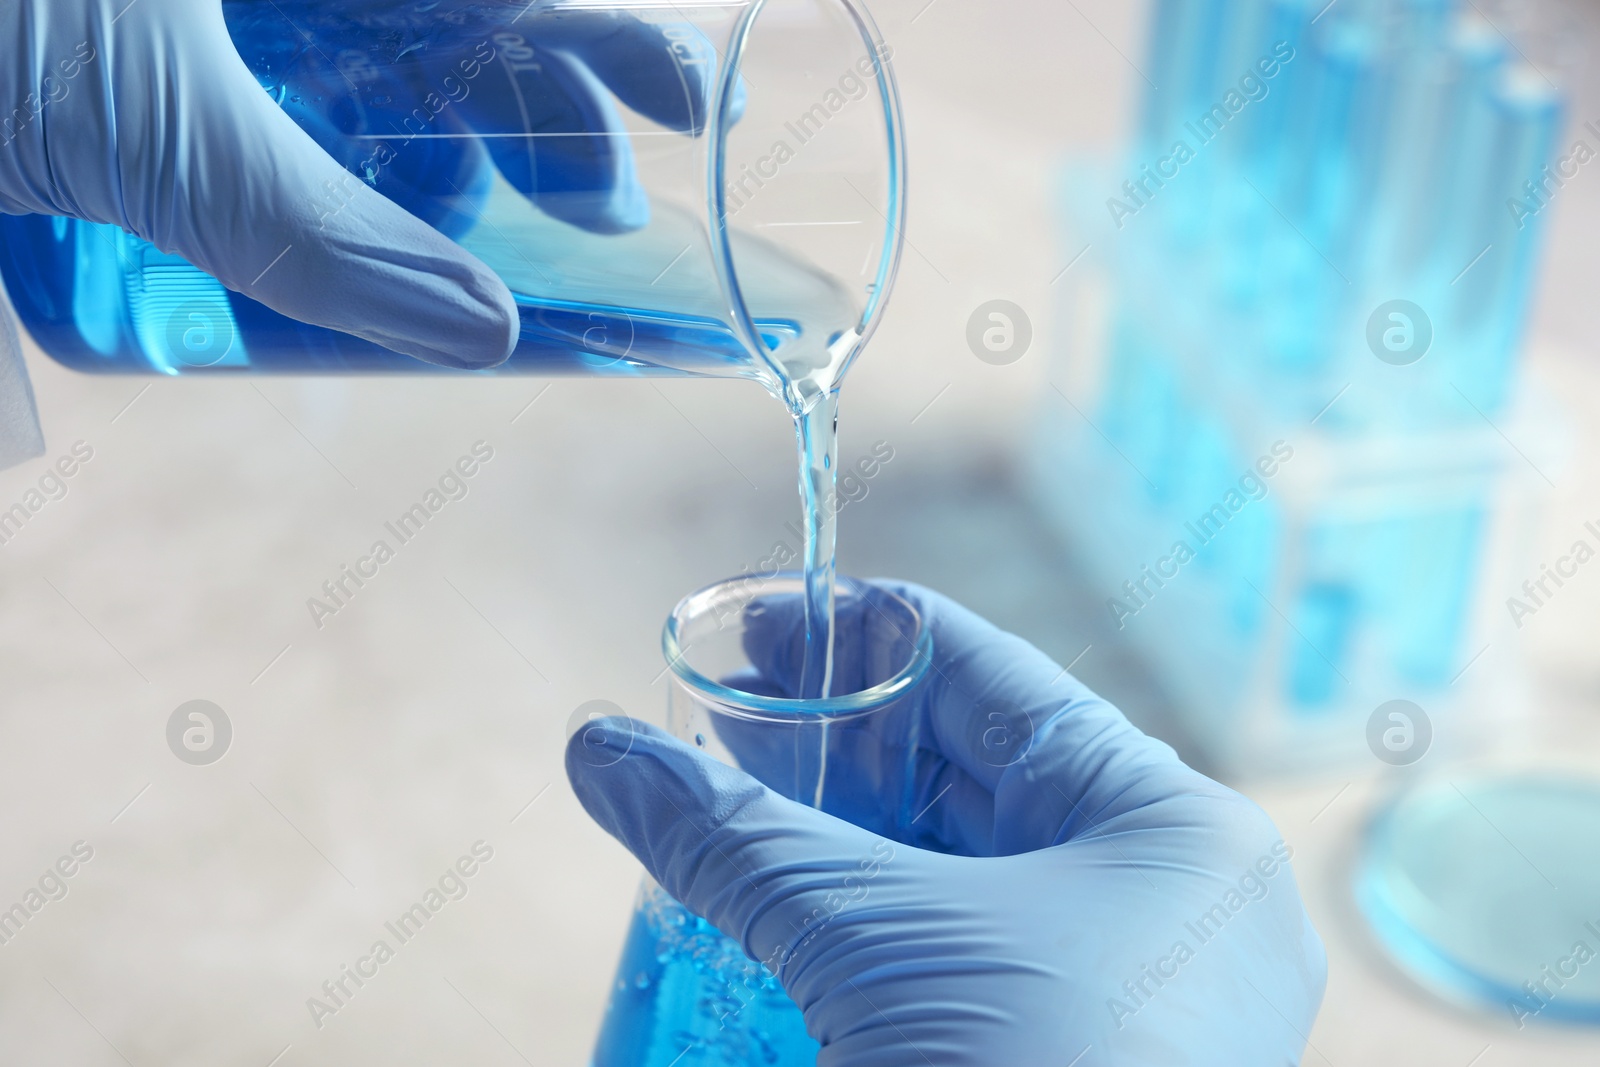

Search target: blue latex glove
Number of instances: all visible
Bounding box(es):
[568,582,1328,1066]
[0,0,722,371]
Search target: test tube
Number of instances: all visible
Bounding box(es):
[1357,0,1462,295]
[1205,0,1280,306]
[1210,0,1277,173]
[1139,0,1208,152]
[1181,0,1243,118]
[1318,25,1399,297]
[1198,0,1275,255]
[1241,0,1325,387]
[1239,0,1320,198]
[1099,314,1177,501]
[1391,506,1487,688]
[1160,0,1237,247]
[1448,64,1564,415]
[1285,544,1360,714]
[1258,22,1376,379]
[1135,0,1207,252]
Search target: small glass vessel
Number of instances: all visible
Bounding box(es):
[583,574,931,1066]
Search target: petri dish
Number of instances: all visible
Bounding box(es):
[1356,771,1600,1023]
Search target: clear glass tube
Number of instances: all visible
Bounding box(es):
[589,574,931,1067]
[0,0,906,413]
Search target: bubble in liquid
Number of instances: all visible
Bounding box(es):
[634,972,651,991]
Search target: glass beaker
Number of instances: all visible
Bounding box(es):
[0,0,905,413]
[587,574,931,1067]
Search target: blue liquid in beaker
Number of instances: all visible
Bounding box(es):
[0,190,853,382]
[0,1,871,390]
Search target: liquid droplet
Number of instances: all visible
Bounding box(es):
[694,734,706,747]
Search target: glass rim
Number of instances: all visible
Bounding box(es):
[661,573,932,722]
[706,0,908,401]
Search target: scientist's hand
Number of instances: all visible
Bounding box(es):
[567,582,1328,1066]
[0,1,714,368]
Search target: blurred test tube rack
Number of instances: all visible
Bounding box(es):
[1032,0,1577,776]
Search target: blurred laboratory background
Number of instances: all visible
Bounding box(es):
[1,0,1599,1064]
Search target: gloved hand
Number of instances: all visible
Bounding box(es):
[567,582,1328,1066]
[0,0,721,372]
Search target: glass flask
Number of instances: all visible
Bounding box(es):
[583,574,931,1067]
[0,0,905,412]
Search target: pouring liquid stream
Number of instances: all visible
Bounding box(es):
[795,393,841,705]
[794,392,840,810]
[759,315,858,812]
[753,232,870,800]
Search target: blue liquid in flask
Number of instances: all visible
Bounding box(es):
[593,885,819,1067]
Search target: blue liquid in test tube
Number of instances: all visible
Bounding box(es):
[1450,66,1564,414]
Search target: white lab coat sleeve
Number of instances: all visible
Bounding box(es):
[0,291,46,470]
